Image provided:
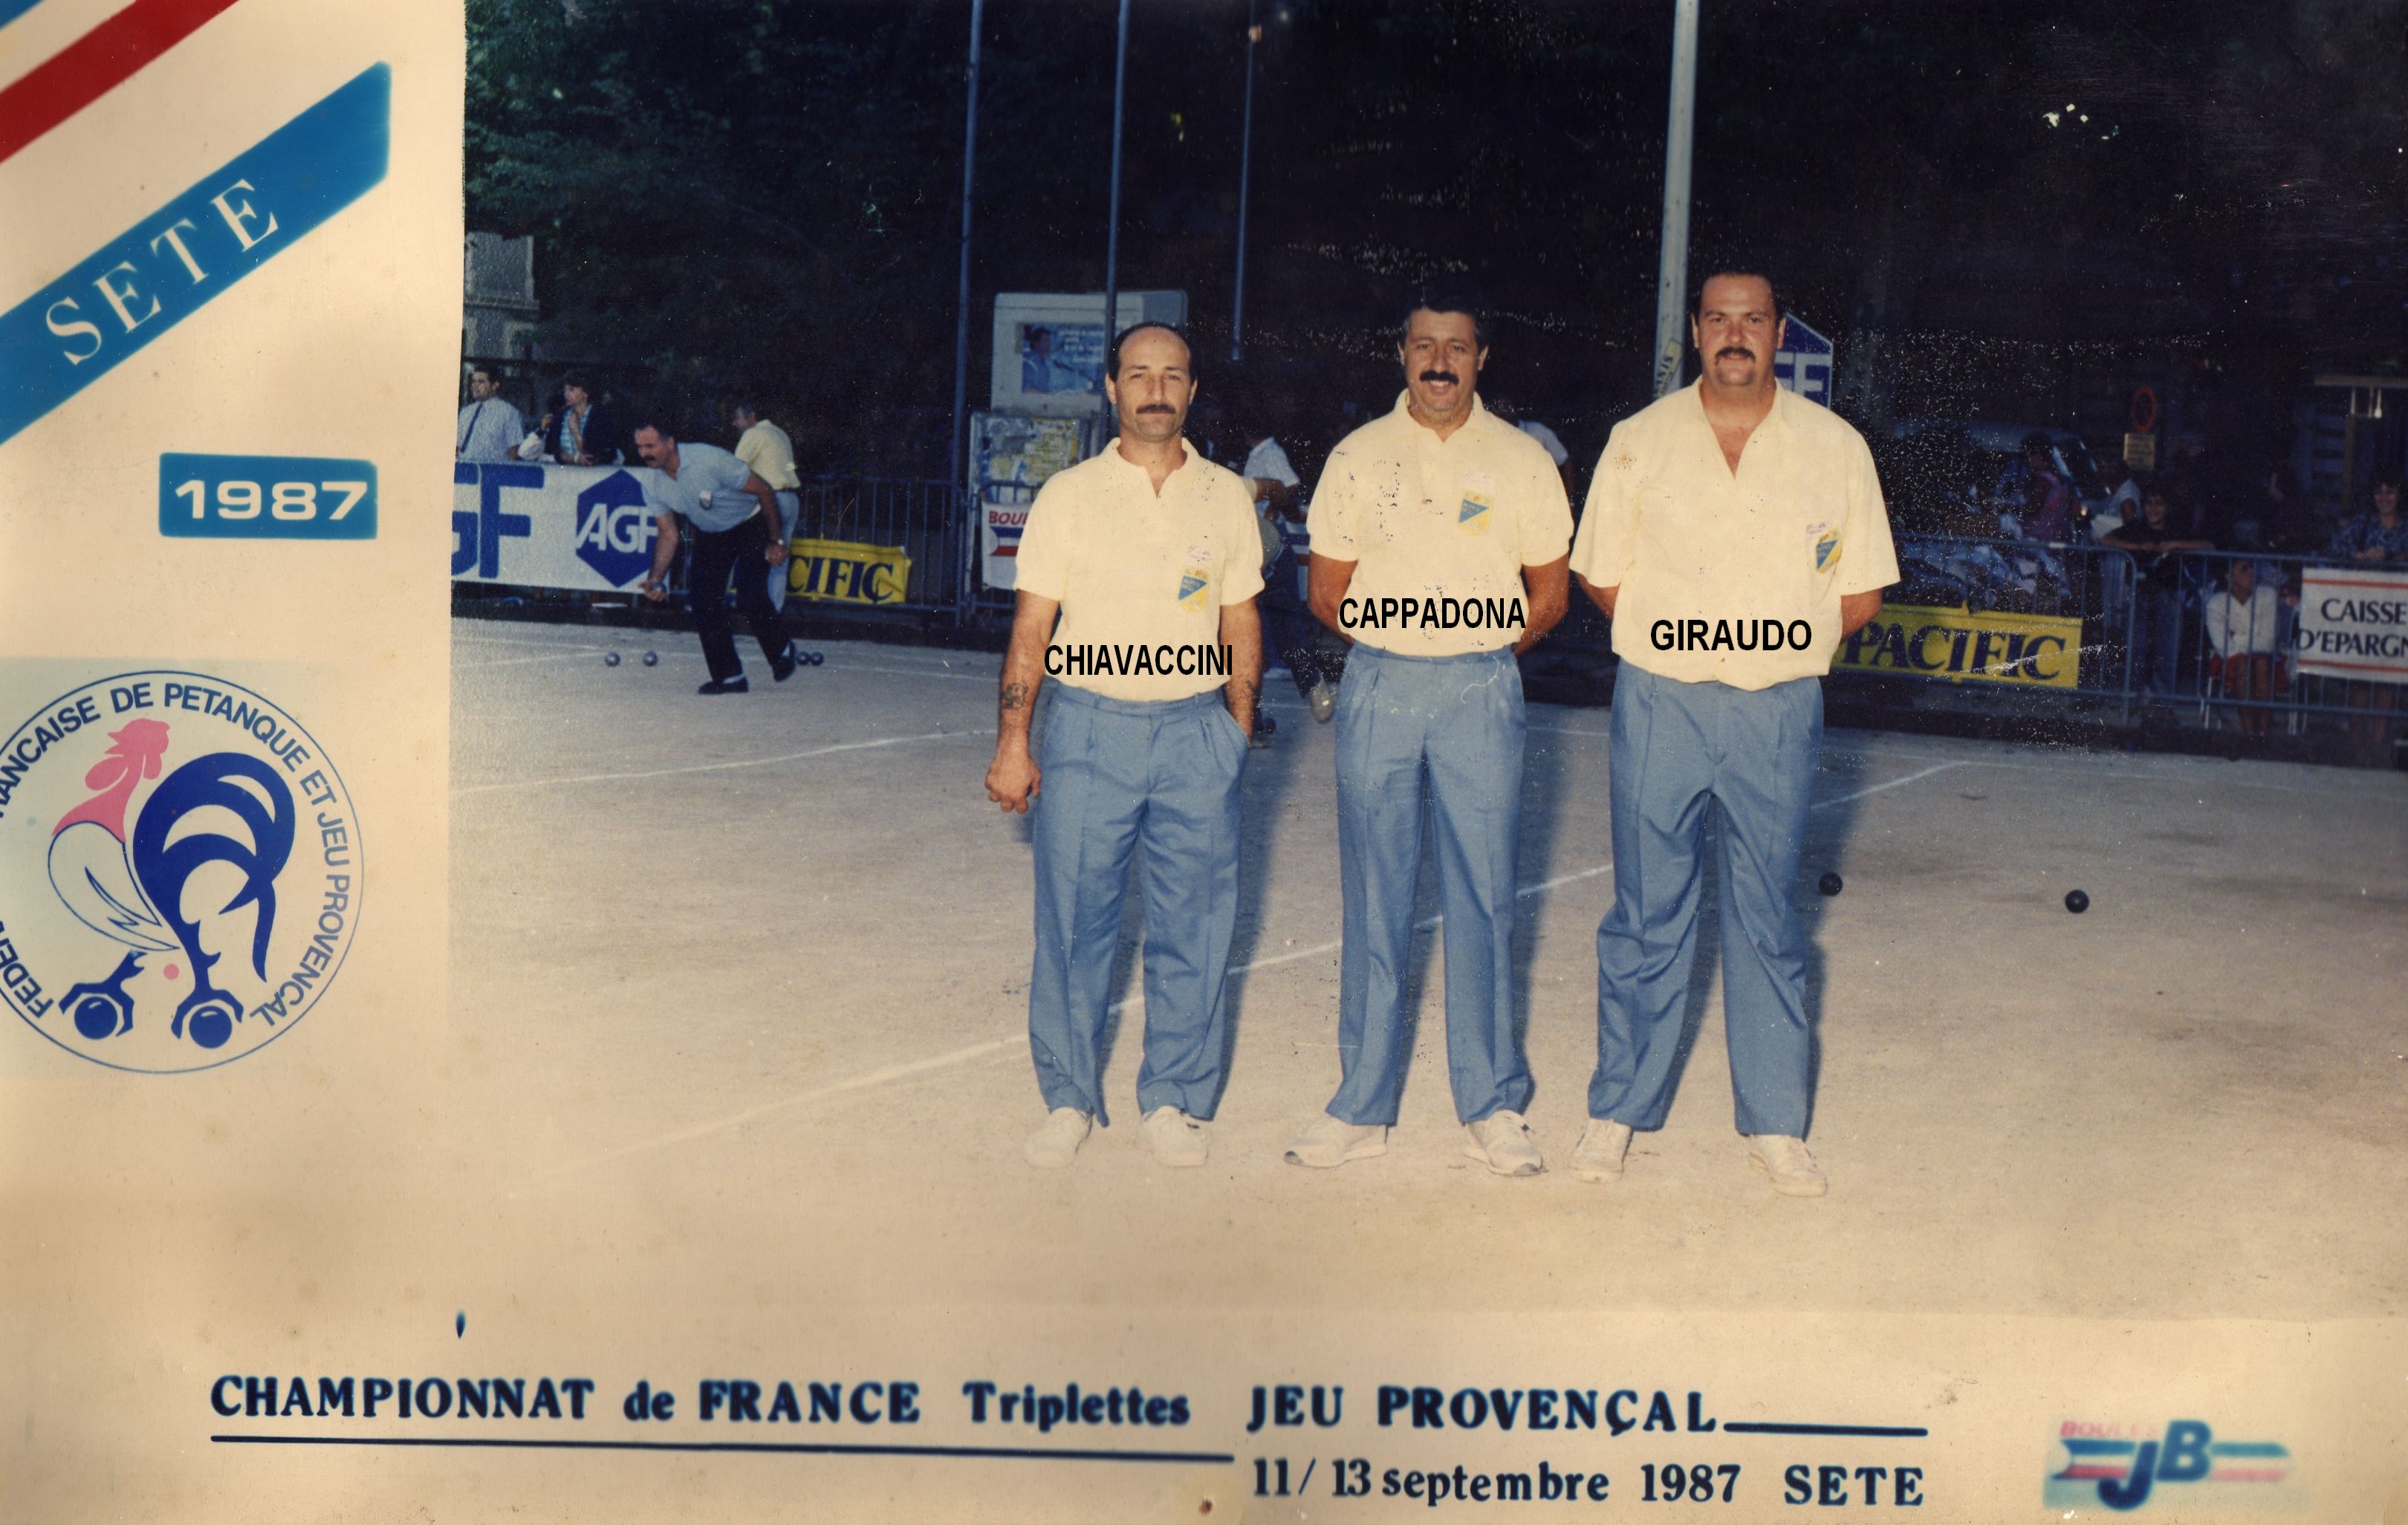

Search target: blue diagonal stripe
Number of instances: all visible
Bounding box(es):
[2208,1442,2290,1458]
[2063,1439,2139,1456]
[0,62,389,448]
[0,0,44,30]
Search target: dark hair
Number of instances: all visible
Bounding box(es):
[1690,265,1785,323]
[628,417,678,441]
[1396,276,1489,348]
[561,374,591,394]
[470,364,499,383]
[1027,325,1053,343]
[2372,469,2403,493]
[1107,320,1193,380]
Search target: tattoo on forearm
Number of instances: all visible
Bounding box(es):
[1000,680,1031,715]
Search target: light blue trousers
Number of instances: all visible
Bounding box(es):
[1588,664,1823,1138]
[1327,643,1531,1127]
[1028,684,1247,1124]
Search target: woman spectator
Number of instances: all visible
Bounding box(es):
[2203,559,2285,736]
[544,377,623,466]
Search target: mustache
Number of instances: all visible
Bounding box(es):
[1136,404,1177,415]
[1716,346,1753,360]
[1418,370,1460,385]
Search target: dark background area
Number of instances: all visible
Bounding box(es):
[464,0,2408,488]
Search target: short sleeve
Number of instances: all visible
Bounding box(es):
[734,427,765,470]
[1568,424,1638,589]
[1304,444,1362,560]
[1834,433,1900,594]
[1012,479,1072,601]
[1219,482,1266,605]
[1256,441,1301,488]
[1517,450,1573,566]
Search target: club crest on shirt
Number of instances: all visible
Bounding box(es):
[1178,550,1213,609]
[1809,523,1841,571]
[1458,490,1494,536]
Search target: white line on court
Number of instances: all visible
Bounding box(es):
[454,728,994,797]
[456,649,610,670]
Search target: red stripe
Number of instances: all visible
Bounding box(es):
[0,0,243,164]
[2059,1466,2129,1480]
[2210,1469,2288,1483]
[2302,575,2408,589]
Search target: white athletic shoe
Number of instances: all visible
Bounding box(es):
[1462,1109,1544,1176]
[1024,1107,1092,1169]
[1283,1113,1387,1169]
[1570,1118,1633,1184]
[1308,681,1337,722]
[1747,1135,1827,1197]
[1140,1107,1210,1168]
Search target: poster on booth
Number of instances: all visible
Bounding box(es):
[5,4,2407,1524]
[974,410,1091,591]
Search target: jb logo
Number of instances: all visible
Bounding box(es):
[2049,1419,2293,1512]
[0,673,360,1072]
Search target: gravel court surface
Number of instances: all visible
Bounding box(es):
[449,617,2408,1321]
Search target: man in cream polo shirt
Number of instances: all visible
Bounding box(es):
[1282,282,1573,1176]
[1567,268,1898,1198]
[983,323,1265,1171]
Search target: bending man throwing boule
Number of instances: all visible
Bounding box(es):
[984,323,1265,1171]
[1284,282,1573,1176]
[1567,267,1898,1197]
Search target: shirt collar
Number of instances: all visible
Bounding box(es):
[1103,438,1194,484]
[1389,389,1493,443]
[1687,377,1791,435]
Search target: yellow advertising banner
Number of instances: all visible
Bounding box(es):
[1833,603,2084,687]
[788,537,914,606]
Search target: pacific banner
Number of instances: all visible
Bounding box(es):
[787,538,912,607]
[1832,603,2084,689]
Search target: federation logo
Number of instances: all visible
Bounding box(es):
[1458,491,1493,534]
[2046,1418,2297,1512]
[1812,525,1842,571]
[0,672,360,1072]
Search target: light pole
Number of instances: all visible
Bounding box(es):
[1651,0,1698,398]
[1101,0,1132,421]
[1230,0,1259,363]
[949,0,986,617]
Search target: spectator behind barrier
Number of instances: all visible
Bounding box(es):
[2103,485,2213,713]
[2327,471,2404,757]
[545,377,623,466]
[2204,558,2286,737]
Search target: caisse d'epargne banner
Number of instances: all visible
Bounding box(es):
[452,461,663,592]
[1831,603,2084,689]
[2292,566,2408,685]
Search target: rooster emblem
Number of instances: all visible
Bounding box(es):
[46,719,296,1050]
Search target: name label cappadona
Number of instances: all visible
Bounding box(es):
[1340,596,1525,631]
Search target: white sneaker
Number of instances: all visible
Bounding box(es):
[1308,681,1337,722]
[1570,1118,1633,1184]
[1024,1107,1092,1169]
[1140,1107,1209,1168]
[1462,1109,1544,1176]
[1283,1113,1387,1169]
[1747,1134,1827,1197]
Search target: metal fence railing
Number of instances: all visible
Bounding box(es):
[789,476,967,615]
[2164,548,2401,757]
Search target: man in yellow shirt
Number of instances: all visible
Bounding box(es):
[733,404,803,610]
[1567,268,1898,1197]
[982,324,1265,1170]
[1282,283,1573,1176]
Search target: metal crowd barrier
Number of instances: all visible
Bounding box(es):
[2167,547,2402,755]
[789,476,967,615]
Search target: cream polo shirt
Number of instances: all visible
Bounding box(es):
[735,418,802,491]
[1307,393,1573,657]
[1571,381,1899,690]
[1013,440,1265,702]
